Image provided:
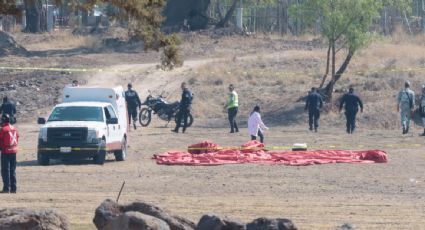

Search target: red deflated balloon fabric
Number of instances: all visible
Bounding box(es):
[153,140,388,166]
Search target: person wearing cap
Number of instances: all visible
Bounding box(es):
[419,85,425,136]
[305,87,323,132]
[0,114,19,193]
[339,87,364,134]
[173,82,193,133]
[397,81,415,134]
[125,83,142,130]
[248,105,268,143]
[71,80,79,87]
[225,84,239,133]
[0,96,17,125]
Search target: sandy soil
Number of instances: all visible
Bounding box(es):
[3,120,425,230]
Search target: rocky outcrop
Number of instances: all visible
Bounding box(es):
[246,218,297,230]
[93,199,195,230]
[196,214,244,230]
[0,208,69,230]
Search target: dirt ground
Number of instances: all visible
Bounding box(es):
[1,30,425,229]
[6,122,425,230]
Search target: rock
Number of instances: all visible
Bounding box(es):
[246,218,297,230]
[95,210,171,230]
[93,199,123,229]
[196,214,244,230]
[125,212,170,230]
[0,208,69,230]
[124,201,195,230]
[94,199,195,230]
[0,31,28,56]
[336,223,355,230]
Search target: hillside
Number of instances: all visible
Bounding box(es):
[1,30,424,130]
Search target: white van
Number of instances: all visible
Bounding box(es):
[37,86,128,165]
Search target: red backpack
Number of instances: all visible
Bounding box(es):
[0,124,19,154]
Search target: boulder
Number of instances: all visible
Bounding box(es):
[0,31,28,56]
[98,211,171,230]
[125,212,170,230]
[196,214,245,230]
[0,208,69,230]
[93,199,124,229]
[246,218,297,230]
[94,199,195,230]
[336,223,355,230]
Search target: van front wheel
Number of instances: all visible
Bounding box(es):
[94,140,106,165]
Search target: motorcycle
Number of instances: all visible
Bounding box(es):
[138,91,194,127]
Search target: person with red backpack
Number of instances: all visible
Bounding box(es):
[0,114,19,193]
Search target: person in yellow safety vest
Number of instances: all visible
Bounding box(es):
[225,84,239,133]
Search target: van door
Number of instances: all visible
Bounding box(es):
[106,105,121,150]
[104,106,118,150]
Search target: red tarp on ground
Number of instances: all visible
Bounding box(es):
[153,140,388,166]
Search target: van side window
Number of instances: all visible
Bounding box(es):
[107,106,118,119]
[104,107,111,120]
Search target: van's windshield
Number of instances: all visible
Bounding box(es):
[48,106,104,122]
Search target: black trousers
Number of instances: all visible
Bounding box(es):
[127,106,138,124]
[251,130,264,143]
[227,107,239,132]
[308,109,320,130]
[175,107,190,132]
[1,154,17,192]
[345,110,358,133]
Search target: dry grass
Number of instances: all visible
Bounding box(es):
[185,32,425,130]
[13,30,100,51]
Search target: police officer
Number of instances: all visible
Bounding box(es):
[225,84,239,133]
[172,82,193,133]
[397,81,415,134]
[0,114,19,193]
[0,97,17,125]
[305,87,323,132]
[125,83,142,130]
[339,87,364,134]
[419,85,425,136]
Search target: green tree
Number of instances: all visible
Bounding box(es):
[73,0,182,69]
[0,0,181,68]
[291,0,412,101]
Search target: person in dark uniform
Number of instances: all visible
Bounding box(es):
[172,82,193,133]
[0,97,17,125]
[305,87,323,132]
[339,87,364,134]
[124,83,142,130]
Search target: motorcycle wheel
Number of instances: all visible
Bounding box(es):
[174,113,194,127]
[139,108,152,127]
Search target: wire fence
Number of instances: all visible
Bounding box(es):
[208,0,425,35]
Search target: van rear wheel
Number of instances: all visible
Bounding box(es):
[114,138,126,161]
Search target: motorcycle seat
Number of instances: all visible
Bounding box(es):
[166,101,179,106]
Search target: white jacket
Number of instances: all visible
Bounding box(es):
[248,112,268,136]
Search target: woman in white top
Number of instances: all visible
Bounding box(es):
[248,105,269,143]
